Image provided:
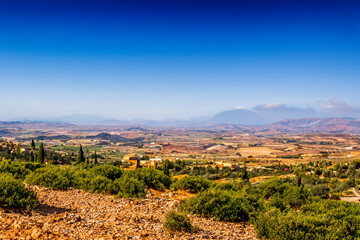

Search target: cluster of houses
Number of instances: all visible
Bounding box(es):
[123,152,163,169]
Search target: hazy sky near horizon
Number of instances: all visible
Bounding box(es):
[0,0,359,120]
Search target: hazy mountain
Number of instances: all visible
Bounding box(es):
[42,114,113,125]
[210,104,318,125]
[210,109,261,125]
[261,118,360,133]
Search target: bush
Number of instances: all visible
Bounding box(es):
[254,209,328,240]
[0,160,30,180]
[257,178,309,210]
[130,168,171,190]
[112,175,146,198]
[25,166,74,190]
[330,192,341,200]
[0,173,37,210]
[179,189,257,222]
[213,180,247,192]
[76,174,112,193]
[163,211,194,232]
[89,164,122,181]
[255,199,360,239]
[307,184,330,199]
[171,176,214,193]
[21,162,43,172]
[333,180,354,193]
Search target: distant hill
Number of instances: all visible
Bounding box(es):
[0,129,12,136]
[210,109,262,125]
[2,117,360,134]
[86,133,145,143]
[260,118,360,133]
[0,121,75,129]
[209,107,318,125]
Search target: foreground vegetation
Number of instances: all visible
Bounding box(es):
[1,139,360,239]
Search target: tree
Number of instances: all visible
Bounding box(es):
[161,159,171,176]
[37,143,45,164]
[29,150,35,162]
[85,158,89,164]
[15,144,22,157]
[240,164,249,181]
[297,176,302,187]
[94,150,98,164]
[76,145,85,164]
[31,139,36,151]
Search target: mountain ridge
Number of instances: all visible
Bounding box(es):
[1,117,360,134]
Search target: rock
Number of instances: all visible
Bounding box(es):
[31,228,42,239]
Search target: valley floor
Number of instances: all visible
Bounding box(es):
[0,187,257,239]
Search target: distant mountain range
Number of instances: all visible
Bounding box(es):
[24,104,359,127]
[1,117,360,134]
[260,118,360,133]
[3,107,360,134]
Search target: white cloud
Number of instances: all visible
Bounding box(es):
[318,99,360,113]
[254,102,286,111]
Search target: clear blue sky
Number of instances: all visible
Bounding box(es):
[0,0,359,120]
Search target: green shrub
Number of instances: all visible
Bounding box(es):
[214,180,248,192]
[89,164,122,181]
[25,166,74,190]
[130,167,171,190]
[171,176,214,193]
[0,173,37,210]
[258,178,309,210]
[112,175,146,198]
[163,211,194,232]
[330,192,341,200]
[254,209,329,240]
[0,160,30,180]
[179,189,256,222]
[75,174,112,193]
[255,199,360,239]
[333,180,354,193]
[307,184,330,198]
[20,162,43,172]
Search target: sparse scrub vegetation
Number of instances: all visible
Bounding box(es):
[163,211,194,232]
[3,138,360,238]
[112,175,146,198]
[22,163,170,198]
[0,173,37,210]
[179,188,259,222]
[0,160,30,180]
[171,176,214,193]
[129,167,171,190]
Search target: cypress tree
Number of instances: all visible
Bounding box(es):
[29,150,35,162]
[31,139,36,151]
[76,145,85,164]
[94,150,98,164]
[15,144,21,157]
[241,164,249,181]
[136,158,140,169]
[37,143,45,164]
[297,176,302,187]
[162,159,170,176]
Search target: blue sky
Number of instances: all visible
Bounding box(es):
[0,0,359,120]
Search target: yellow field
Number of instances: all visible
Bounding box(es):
[238,147,282,157]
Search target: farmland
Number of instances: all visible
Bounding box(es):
[1,122,360,239]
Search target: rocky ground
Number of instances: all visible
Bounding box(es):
[0,187,257,239]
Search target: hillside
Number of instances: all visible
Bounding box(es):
[261,118,360,133]
[0,187,257,240]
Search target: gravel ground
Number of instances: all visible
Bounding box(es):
[0,187,258,239]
